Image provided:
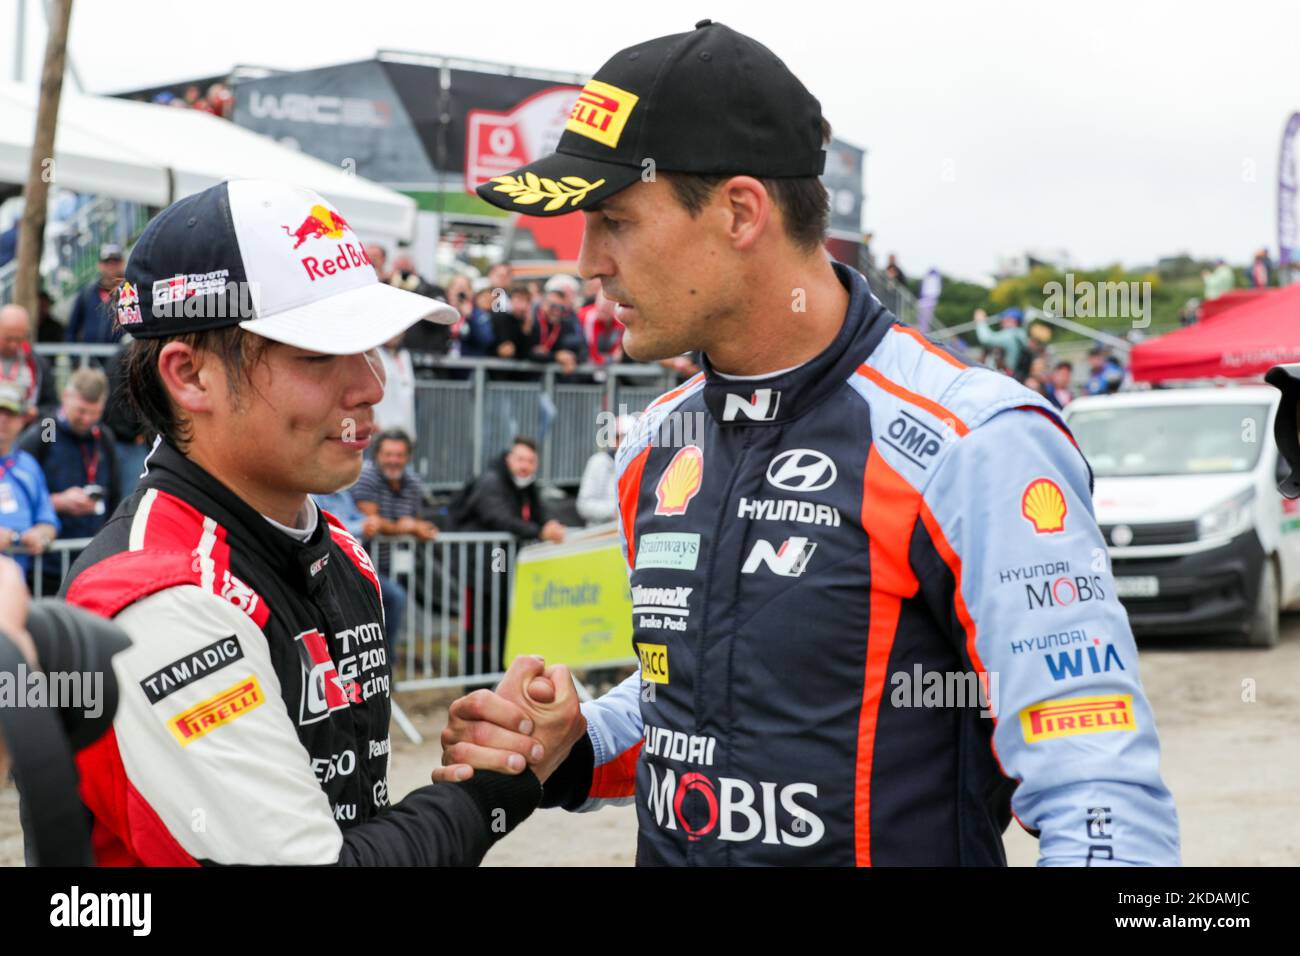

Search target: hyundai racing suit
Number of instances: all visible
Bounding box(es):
[540,262,1180,866]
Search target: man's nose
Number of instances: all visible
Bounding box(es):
[348,349,386,407]
[577,215,610,282]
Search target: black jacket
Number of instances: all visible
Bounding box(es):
[59,440,539,865]
[457,453,547,539]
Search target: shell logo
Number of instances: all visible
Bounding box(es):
[654,445,704,516]
[1021,478,1067,534]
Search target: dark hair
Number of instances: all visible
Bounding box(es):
[663,118,833,254]
[121,325,272,451]
[508,284,531,298]
[375,428,413,455]
[510,435,537,453]
[1054,360,1073,372]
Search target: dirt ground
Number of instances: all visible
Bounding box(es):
[4,616,1298,866]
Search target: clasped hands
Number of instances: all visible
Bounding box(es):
[433,655,586,785]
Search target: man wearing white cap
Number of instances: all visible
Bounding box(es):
[49,180,583,866]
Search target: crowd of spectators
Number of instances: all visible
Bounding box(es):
[968,306,1126,407]
[139,82,234,118]
[1,243,675,606]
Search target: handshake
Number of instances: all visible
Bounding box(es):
[432,655,588,785]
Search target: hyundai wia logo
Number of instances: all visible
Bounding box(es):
[766,449,837,493]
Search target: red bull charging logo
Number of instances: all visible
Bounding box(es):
[281,204,353,249]
[281,203,372,282]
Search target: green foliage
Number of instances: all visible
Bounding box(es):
[916,264,1210,346]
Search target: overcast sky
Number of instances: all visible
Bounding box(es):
[4,0,1298,282]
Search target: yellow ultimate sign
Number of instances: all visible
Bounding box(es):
[505,526,636,669]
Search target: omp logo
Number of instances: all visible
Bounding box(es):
[880,410,943,469]
[766,449,837,492]
[566,79,639,148]
[1020,694,1136,743]
[638,642,670,684]
[646,765,824,847]
[168,676,265,745]
[741,537,817,577]
[722,388,781,422]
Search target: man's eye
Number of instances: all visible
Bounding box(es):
[303,354,333,364]
[603,215,622,230]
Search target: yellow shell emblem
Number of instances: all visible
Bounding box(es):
[1021,478,1067,534]
[654,445,704,516]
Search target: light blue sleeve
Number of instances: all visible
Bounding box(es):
[922,408,1180,866]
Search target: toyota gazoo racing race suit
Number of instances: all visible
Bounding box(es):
[539,261,1180,866]
[55,439,540,865]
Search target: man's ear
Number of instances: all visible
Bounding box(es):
[718,175,772,252]
[156,342,215,417]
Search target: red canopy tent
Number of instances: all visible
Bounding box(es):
[1130,283,1300,383]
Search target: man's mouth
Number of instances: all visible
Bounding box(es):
[329,426,373,450]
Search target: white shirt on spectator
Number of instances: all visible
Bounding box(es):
[576,450,618,525]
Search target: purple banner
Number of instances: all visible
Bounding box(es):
[1279,112,1300,268]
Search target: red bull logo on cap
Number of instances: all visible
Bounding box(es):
[281,204,353,249]
[281,203,372,283]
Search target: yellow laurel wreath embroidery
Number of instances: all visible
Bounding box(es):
[489,173,606,212]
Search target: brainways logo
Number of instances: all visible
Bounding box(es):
[282,204,353,249]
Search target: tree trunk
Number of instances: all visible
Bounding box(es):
[12,0,75,334]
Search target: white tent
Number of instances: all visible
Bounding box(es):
[0,82,416,241]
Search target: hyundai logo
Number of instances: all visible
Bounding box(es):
[766,449,837,492]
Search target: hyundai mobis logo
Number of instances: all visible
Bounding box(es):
[645,765,824,847]
[766,449,837,492]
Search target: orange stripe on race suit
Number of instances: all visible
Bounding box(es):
[590,740,643,799]
[855,447,922,866]
[918,499,1031,831]
[617,446,652,570]
[856,363,969,437]
[889,325,967,370]
[646,372,705,410]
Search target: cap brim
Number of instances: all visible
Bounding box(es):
[476,150,643,217]
[239,282,458,355]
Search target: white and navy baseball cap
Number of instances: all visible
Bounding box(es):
[117,179,457,353]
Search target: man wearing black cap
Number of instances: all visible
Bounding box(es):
[66,243,127,346]
[440,21,1180,866]
[50,179,584,865]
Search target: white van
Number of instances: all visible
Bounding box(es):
[1064,385,1299,646]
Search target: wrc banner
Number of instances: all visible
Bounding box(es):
[504,524,638,671]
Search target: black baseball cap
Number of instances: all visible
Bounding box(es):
[118,179,456,353]
[476,19,826,217]
[1266,363,1300,498]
